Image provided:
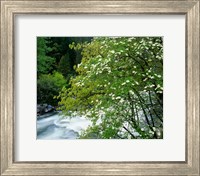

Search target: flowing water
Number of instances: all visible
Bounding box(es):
[37,113,92,139]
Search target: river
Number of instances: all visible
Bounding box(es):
[37,113,92,139]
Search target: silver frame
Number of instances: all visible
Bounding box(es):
[1,1,199,175]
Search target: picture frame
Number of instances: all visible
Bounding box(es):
[0,0,199,175]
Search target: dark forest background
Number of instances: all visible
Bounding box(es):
[37,37,92,106]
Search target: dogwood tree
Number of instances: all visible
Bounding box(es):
[58,37,163,139]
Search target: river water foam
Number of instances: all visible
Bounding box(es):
[37,113,91,139]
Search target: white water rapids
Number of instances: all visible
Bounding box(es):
[37,113,92,139]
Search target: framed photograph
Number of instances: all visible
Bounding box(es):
[1,0,199,176]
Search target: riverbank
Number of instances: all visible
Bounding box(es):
[37,111,59,120]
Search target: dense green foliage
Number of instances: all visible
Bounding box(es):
[58,37,163,139]
[37,37,92,106]
[37,72,66,106]
[37,37,56,75]
[58,53,74,80]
